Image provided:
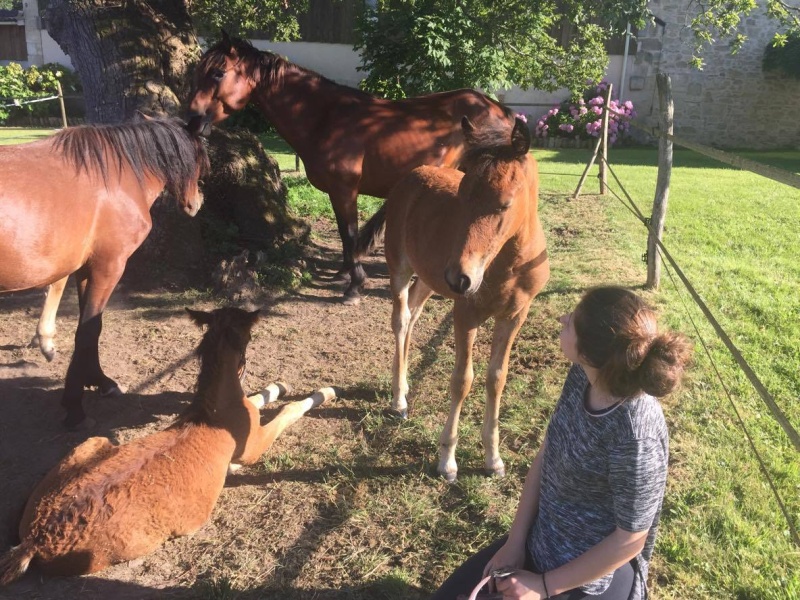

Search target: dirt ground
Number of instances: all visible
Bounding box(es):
[0,219,462,599]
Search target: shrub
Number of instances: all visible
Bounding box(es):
[763,34,800,78]
[533,81,636,145]
[0,62,81,124]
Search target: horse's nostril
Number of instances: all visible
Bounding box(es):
[445,268,471,295]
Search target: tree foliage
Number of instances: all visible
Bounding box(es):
[187,0,307,41]
[763,31,800,77]
[355,0,800,98]
[354,0,649,98]
[688,0,800,69]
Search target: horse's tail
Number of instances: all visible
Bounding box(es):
[0,540,36,586]
[357,203,387,257]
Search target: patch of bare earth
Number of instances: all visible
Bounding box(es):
[0,218,479,600]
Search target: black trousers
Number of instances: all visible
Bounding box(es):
[430,536,635,600]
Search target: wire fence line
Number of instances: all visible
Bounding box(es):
[629,122,800,190]
[595,153,799,548]
[0,94,60,109]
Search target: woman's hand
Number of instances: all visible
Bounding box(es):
[482,540,526,592]
[494,570,545,599]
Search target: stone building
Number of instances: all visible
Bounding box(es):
[625,0,800,149]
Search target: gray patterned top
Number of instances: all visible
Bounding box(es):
[527,364,669,599]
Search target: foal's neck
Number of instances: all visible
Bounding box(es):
[179,349,246,427]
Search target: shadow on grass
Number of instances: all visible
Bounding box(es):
[0,572,426,600]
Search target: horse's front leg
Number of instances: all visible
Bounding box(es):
[30,275,68,362]
[388,267,422,418]
[438,305,479,482]
[61,266,124,429]
[329,184,365,305]
[233,387,336,466]
[482,307,530,478]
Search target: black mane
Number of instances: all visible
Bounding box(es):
[52,117,209,199]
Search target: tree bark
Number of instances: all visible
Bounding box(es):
[44,0,298,290]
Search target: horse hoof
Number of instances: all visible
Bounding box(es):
[100,383,125,397]
[386,407,408,420]
[63,415,96,431]
[441,471,458,483]
[342,293,361,306]
[42,348,56,362]
[486,466,506,479]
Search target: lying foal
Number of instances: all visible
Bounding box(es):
[0,307,333,584]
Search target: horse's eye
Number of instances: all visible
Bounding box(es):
[210,69,225,82]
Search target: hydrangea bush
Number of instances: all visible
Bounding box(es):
[533,81,636,145]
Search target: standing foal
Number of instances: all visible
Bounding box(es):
[359,117,549,481]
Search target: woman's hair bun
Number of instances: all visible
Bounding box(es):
[636,331,694,397]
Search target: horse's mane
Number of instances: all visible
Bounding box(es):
[52,117,209,199]
[201,36,373,99]
[173,314,250,427]
[459,124,528,173]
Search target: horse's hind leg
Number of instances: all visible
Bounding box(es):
[234,387,336,465]
[390,276,433,419]
[482,307,529,478]
[30,276,68,362]
[19,436,114,535]
[329,185,365,305]
[438,304,479,482]
[389,269,414,418]
[62,268,123,429]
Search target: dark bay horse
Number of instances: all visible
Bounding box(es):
[186,33,514,304]
[0,117,209,428]
[0,307,335,584]
[358,118,550,481]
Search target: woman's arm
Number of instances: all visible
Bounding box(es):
[482,437,547,577]
[495,527,648,599]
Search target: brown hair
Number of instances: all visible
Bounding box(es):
[573,286,693,398]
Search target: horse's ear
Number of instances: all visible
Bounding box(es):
[245,309,261,329]
[461,116,476,137]
[134,110,153,122]
[511,117,531,156]
[186,307,213,327]
[220,29,233,53]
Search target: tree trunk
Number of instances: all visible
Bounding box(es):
[44,0,299,290]
[46,0,196,122]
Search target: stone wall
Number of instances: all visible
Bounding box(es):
[627,0,800,149]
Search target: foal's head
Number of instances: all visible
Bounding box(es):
[178,307,260,424]
[187,31,271,135]
[444,117,536,296]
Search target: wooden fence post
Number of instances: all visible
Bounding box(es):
[646,73,673,289]
[56,80,68,129]
[598,83,612,195]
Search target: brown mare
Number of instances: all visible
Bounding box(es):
[0,117,208,428]
[0,307,335,584]
[358,117,550,482]
[186,32,514,303]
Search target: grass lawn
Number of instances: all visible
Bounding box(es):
[275,143,800,599]
[0,128,55,144]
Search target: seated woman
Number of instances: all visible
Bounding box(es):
[431,286,693,600]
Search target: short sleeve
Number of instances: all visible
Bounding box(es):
[608,437,668,532]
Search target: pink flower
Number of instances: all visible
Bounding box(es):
[515,113,528,123]
[559,123,574,132]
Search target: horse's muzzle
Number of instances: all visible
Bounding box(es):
[186,113,212,137]
[445,267,472,296]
